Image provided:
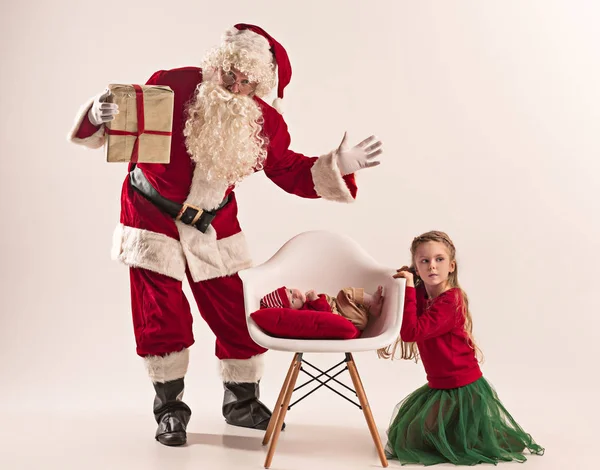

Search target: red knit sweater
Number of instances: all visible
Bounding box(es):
[401,286,482,389]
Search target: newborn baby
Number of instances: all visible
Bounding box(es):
[260,285,384,330]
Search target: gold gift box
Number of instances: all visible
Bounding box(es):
[105,84,174,164]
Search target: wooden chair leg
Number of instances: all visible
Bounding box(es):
[264,353,302,469]
[346,353,389,468]
[263,354,297,446]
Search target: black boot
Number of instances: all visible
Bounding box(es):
[153,378,192,446]
[222,381,283,431]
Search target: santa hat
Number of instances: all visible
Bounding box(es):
[202,24,292,113]
[234,24,292,113]
[260,286,290,309]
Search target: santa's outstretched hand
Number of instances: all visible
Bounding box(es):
[336,132,383,176]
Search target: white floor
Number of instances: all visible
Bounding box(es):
[0,349,591,470]
[0,408,581,470]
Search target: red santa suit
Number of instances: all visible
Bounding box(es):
[69,65,358,384]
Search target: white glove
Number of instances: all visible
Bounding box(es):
[336,132,383,176]
[87,88,119,126]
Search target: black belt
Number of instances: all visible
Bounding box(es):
[129,166,229,233]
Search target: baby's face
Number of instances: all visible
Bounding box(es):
[286,288,305,309]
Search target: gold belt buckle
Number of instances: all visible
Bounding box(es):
[176,203,204,225]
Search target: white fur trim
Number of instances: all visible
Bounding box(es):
[110,223,251,283]
[67,98,105,149]
[272,98,284,114]
[145,349,190,383]
[220,354,265,383]
[218,231,253,274]
[311,150,355,203]
[111,224,187,281]
[178,224,253,283]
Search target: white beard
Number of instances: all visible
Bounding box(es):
[183,81,268,186]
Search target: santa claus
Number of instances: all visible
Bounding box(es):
[68,24,383,446]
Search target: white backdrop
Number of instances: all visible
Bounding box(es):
[1,1,598,468]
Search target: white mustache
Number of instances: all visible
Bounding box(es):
[210,85,234,101]
[203,85,251,116]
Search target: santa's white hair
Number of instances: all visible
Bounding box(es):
[201,28,277,98]
[183,80,268,185]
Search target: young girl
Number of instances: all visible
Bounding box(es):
[378,231,544,466]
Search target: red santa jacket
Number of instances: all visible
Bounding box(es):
[69,67,358,282]
[401,286,482,389]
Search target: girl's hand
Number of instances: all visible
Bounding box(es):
[305,290,318,302]
[393,266,415,287]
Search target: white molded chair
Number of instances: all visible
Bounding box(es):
[238,230,405,468]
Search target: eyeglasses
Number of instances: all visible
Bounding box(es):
[221,70,257,93]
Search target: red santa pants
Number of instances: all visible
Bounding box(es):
[129,267,267,360]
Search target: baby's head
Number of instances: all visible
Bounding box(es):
[260,286,305,310]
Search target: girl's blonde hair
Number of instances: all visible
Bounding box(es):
[377,230,484,363]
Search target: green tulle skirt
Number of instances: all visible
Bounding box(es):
[385,377,544,466]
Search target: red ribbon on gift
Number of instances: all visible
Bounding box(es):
[105,84,172,163]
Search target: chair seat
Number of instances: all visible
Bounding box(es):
[239,230,405,353]
[244,328,403,353]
